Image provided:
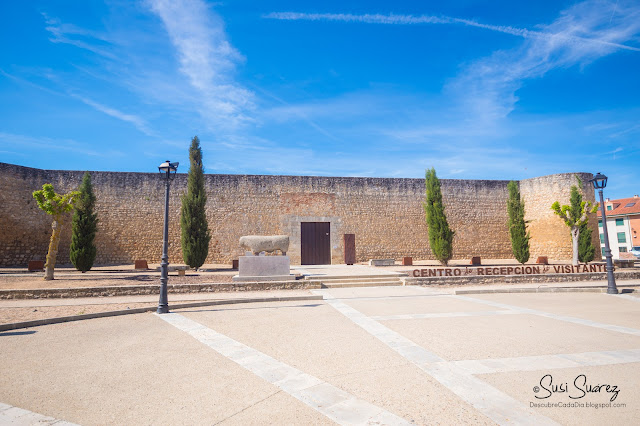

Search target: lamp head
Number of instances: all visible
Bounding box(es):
[590,172,607,190]
[158,160,179,179]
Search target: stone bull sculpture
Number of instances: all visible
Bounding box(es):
[239,235,289,256]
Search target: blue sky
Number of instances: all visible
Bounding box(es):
[1,0,639,199]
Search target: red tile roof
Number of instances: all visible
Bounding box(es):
[597,196,640,217]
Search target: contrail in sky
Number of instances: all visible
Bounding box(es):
[264,12,640,52]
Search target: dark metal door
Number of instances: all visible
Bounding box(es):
[301,222,331,265]
[344,234,356,265]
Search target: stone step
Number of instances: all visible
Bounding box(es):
[320,280,403,289]
[304,275,405,282]
[306,275,404,288]
[309,278,404,285]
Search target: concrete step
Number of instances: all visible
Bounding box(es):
[304,275,405,282]
[320,280,403,288]
[305,275,404,288]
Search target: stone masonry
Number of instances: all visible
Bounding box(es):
[0,162,598,266]
[520,172,599,261]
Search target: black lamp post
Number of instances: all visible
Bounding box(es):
[157,160,179,313]
[589,172,618,295]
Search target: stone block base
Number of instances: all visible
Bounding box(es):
[237,255,291,280]
[232,274,297,282]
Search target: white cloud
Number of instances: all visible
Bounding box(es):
[42,13,118,59]
[70,94,154,136]
[257,1,640,182]
[264,1,640,148]
[0,132,123,157]
[146,0,254,130]
[264,7,640,52]
[446,0,640,128]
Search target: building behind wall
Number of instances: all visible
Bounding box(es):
[0,162,598,267]
[597,195,640,259]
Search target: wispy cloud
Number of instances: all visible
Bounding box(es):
[70,94,154,136]
[259,1,640,181]
[42,13,118,59]
[447,0,640,127]
[264,1,640,142]
[0,132,123,158]
[39,3,253,140]
[264,7,640,52]
[146,0,254,130]
[252,85,338,140]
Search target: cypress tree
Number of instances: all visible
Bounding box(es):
[569,184,583,224]
[578,223,595,263]
[507,180,530,264]
[423,168,455,266]
[180,136,211,269]
[570,179,596,263]
[70,172,98,272]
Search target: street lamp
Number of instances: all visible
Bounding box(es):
[157,160,179,313]
[589,172,618,294]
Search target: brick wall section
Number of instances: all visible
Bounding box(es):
[0,162,588,266]
[520,173,600,261]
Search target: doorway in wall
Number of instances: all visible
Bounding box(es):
[301,222,331,265]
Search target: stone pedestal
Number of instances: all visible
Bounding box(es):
[233,255,295,282]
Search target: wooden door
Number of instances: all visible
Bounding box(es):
[301,222,331,265]
[344,234,356,265]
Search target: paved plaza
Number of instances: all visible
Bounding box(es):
[1,285,639,425]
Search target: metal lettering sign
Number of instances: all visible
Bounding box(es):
[411,264,607,278]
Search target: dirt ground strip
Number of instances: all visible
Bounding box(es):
[0,266,233,325]
[0,268,235,290]
[0,303,158,325]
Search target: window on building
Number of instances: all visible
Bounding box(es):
[616,218,624,226]
[598,220,602,227]
[607,205,613,211]
[625,202,636,208]
[617,232,626,243]
[600,234,605,244]
[601,247,606,256]
[620,247,628,253]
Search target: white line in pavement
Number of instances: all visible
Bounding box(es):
[314,291,558,426]
[447,348,640,375]
[156,313,411,426]
[370,310,519,321]
[0,402,79,425]
[315,293,444,364]
[609,294,640,303]
[455,295,640,336]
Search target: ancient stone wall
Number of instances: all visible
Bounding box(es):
[520,173,600,261]
[0,162,591,266]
